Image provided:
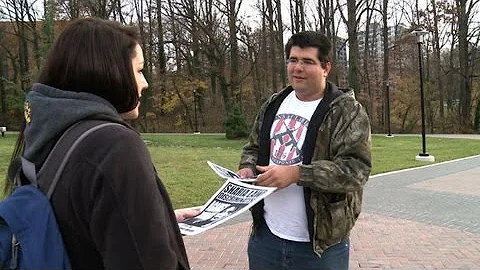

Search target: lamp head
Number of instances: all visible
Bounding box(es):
[411,28,429,43]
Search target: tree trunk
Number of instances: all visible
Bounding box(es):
[15,4,30,91]
[0,56,6,117]
[363,7,373,123]
[457,0,471,127]
[249,40,262,107]
[347,0,360,94]
[156,0,166,74]
[69,0,80,19]
[261,0,269,94]
[43,0,55,55]
[276,0,286,87]
[26,7,41,71]
[168,0,182,72]
[228,0,240,105]
[289,0,295,35]
[431,0,445,132]
[189,0,200,76]
[266,0,278,92]
[382,0,390,134]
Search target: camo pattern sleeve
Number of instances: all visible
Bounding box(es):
[298,90,372,193]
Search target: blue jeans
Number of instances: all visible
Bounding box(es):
[248,222,350,270]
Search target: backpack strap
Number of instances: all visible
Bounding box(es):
[23,120,125,199]
[20,157,37,187]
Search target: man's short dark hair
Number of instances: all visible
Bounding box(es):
[38,17,141,113]
[285,31,332,66]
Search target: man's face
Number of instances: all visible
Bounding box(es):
[287,46,331,101]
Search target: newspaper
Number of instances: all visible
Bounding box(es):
[178,162,276,236]
[207,160,257,182]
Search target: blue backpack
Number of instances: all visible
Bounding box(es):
[0,121,121,269]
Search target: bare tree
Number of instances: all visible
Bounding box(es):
[0,52,6,118]
[265,0,278,92]
[289,0,305,33]
[456,0,474,128]
[429,0,445,131]
[227,0,241,105]
[2,0,35,91]
[338,0,364,94]
[276,0,286,87]
[63,0,80,19]
[156,0,166,74]
[361,0,379,122]
[313,0,341,85]
[382,0,390,134]
[43,0,55,53]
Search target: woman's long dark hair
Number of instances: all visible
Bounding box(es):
[5,17,142,194]
[39,17,141,113]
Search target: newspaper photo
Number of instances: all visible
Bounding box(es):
[178,179,276,236]
[207,160,257,182]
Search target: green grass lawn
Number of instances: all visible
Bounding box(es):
[1,133,479,208]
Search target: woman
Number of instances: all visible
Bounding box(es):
[6,17,198,269]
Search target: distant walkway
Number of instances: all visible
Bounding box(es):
[379,133,480,140]
[183,154,480,269]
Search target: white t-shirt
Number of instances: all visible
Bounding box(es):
[264,91,321,242]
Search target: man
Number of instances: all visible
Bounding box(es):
[237,31,371,269]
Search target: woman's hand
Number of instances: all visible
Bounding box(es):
[174,207,201,222]
[236,168,255,178]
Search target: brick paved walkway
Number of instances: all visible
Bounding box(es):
[184,154,480,269]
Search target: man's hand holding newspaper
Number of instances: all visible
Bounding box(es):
[178,161,276,236]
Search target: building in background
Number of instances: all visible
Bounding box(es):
[335,36,349,88]
[358,23,409,63]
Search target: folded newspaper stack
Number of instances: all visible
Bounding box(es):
[178,161,276,236]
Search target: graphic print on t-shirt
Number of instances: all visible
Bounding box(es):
[270,113,309,165]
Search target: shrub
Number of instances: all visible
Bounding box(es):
[224,105,249,139]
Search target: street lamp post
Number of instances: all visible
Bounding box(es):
[384,80,393,137]
[412,28,434,162]
[193,89,200,134]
